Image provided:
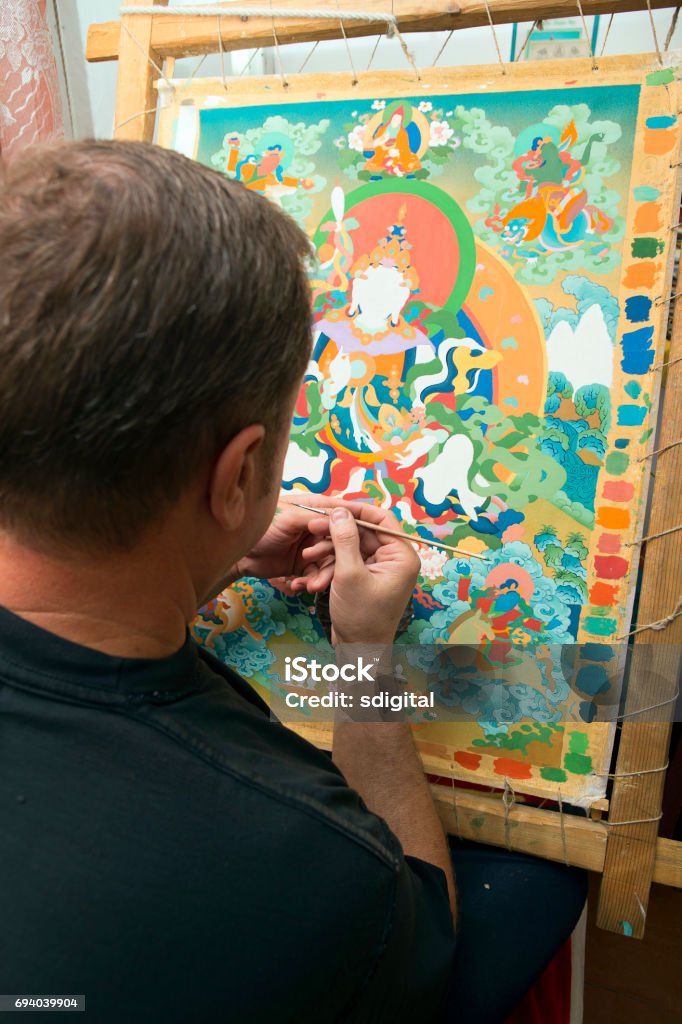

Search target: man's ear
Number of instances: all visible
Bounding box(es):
[208,424,266,532]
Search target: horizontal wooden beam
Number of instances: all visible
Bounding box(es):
[290,720,681,893]
[429,784,682,890]
[87,0,678,62]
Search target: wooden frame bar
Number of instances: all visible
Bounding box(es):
[428,784,682,888]
[596,248,682,936]
[87,0,678,63]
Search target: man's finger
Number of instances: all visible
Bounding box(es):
[328,507,365,582]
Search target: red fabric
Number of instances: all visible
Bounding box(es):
[504,935,573,1024]
[1,0,64,158]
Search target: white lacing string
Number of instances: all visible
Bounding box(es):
[515,20,538,62]
[600,13,614,56]
[335,0,358,85]
[217,12,227,86]
[297,39,319,74]
[576,0,598,71]
[118,17,174,93]
[483,0,506,75]
[665,7,680,51]
[269,0,288,86]
[121,5,398,26]
[431,29,454,68]
[366,33,382,71]
[646,0,664,64]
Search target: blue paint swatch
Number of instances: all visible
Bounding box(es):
[621,350,654,374]
[621,326,655,349]
[624,295,652,323]
[614,438,630,449]
[620,325,654,374]
[645,114,676,128]
[617,404,648,426]
[576,665,611,696]
[581,643,615,662]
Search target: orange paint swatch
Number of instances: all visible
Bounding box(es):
[589,581,618,606]
[624,261,660,288]
[644,127,676,154]
[596,506,630,530]
[633,202,662,233]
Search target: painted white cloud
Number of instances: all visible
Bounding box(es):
[413,433,484,519]
[546,303,613,391]
[283,442,330,488]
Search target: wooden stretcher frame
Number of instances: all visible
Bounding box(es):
[86,0,682,936]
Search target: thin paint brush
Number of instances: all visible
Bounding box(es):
[287,501,488,561]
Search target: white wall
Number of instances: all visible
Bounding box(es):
[55,0,682,140]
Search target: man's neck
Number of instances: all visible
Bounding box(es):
[0,530,196,660]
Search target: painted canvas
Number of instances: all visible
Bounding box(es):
[158,56,681,806]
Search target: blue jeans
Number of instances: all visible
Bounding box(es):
[446,839,588,1023]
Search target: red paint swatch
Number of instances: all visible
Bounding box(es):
[493,758,532,780]
[602,480,635,502]
[454,751,481,771]
[597,534,621,553]
[594,555,629,579]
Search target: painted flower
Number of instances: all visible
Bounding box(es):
[429,119,454,146]
[371,99,386,110]
[333,137,345,149]
[347,124,366,152]
[418,100,433,112]
[420,546,449,582]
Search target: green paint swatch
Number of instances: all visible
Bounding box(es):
[631,237,664,258]
[540,767,568,783]
[605,451,629,475]
[584,616,617,637]
[646,68,674,85]
[564,752,593,775]
[569,732,589,755]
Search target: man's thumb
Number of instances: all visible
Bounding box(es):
[329,507,364,578]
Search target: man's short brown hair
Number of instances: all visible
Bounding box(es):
[0,140,312,551]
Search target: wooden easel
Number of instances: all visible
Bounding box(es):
[86,0,682,936]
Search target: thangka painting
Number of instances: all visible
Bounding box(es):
[158,56,682,805]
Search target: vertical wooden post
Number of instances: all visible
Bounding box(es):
[597,234,682,937]
[114,0,168,142]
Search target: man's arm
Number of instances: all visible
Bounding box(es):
[333,719,457,921]
[322,507,457,920]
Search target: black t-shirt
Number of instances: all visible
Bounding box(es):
[0,605,455,1023]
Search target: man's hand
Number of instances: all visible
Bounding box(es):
[313,505,420,645]
[208,498,420,641]
[230,494,356,596]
